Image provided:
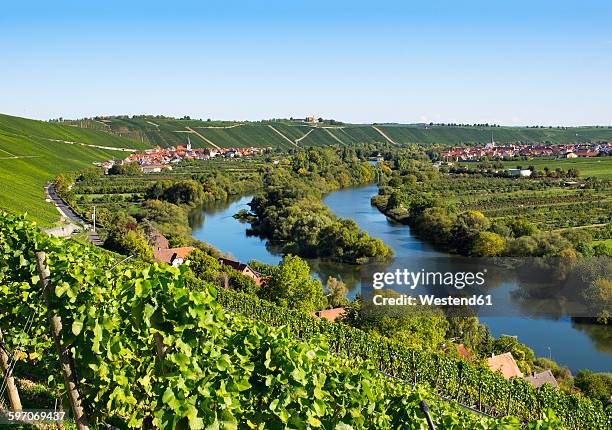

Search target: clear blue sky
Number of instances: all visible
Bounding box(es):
[1,0,611,125]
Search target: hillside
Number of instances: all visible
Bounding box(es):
[3,112,612,227]
[0,212,550,429]
[0,114,151,226]
[63,115,612,148]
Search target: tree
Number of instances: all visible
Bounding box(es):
[108,162,141,176]
[260,255,324,312]
[188,249,221,283]
[226,268,259,295]
[359,289,449,350]
[507,217,538,238]
[416,206,456,244]
[104,227,153,262]
[326,276,348,308]
[471,231,505,256]
[159,180,205,205]
[574,370,612,404]
[582,279,612,324]
[450,211,490,255]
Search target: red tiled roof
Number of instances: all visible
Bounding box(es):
[154,246,195,264]
[487,352,523,379]
[311,307,346,322]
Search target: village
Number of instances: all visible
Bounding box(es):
[96,138,271,173]
[441,140,612,161]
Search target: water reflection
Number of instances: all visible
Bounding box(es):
[190,185,611,372]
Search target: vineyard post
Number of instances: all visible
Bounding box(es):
[0,329,22,411]
[456,361,463,400]
[411,350,416,386]
[419,400,436,430]
[477,372,482,410]
[154,333,167,374]
[505,384,512,416]
[36,251,89,430]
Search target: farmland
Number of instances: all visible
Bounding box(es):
[64,115,612,149]
[498,157,612,179]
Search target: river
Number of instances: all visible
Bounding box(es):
[191,184,611,373]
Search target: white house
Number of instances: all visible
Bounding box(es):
[508,169,532,177]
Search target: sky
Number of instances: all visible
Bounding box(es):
[1,0,611,125]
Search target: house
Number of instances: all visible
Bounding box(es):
[218,257,262,285]
[525,370,559,389]
[486,352,524,379]
[508,168,532,177]
[141,164,169,173]
[311,307,346,322]
[306,116,318,123]
[154,246,195,267]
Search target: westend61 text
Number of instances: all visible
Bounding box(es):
[372,294,493,307]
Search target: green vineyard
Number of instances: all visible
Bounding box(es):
[213,287,611,429]
[0,212,569,429]
[61,115,612,149]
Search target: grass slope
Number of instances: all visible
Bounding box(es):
[0,114,145,226]
[500,157,612,179]
[80,116,612,149]
[0,114,149,150]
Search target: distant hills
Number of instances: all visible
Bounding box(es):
[60,115,612,149]
[2,112,612,226]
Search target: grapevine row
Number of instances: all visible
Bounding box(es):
[0,212,546,429]
[213,285,612,430]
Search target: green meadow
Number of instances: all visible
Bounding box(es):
[499,157,612,179]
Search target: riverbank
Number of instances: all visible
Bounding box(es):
[191,184,612,373]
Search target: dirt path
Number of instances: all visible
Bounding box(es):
[295,129,315,144]
[323,128,346,146]
[553,223,608,231]
[195,124,243,129]
[0,155,40,160]
[45,138,139,152]
[185,127,221,149]
[146,121,160,128]
[372,126,399,145]
[267,125,298,147]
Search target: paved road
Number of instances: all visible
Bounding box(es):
[46,183,103,246]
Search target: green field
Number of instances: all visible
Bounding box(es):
[62,115,612,149]
[499,157,612,179]
[0,114,146,226]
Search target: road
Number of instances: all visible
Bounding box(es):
[45,183,103,246]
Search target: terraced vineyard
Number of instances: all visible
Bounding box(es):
[63,116,612,149]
